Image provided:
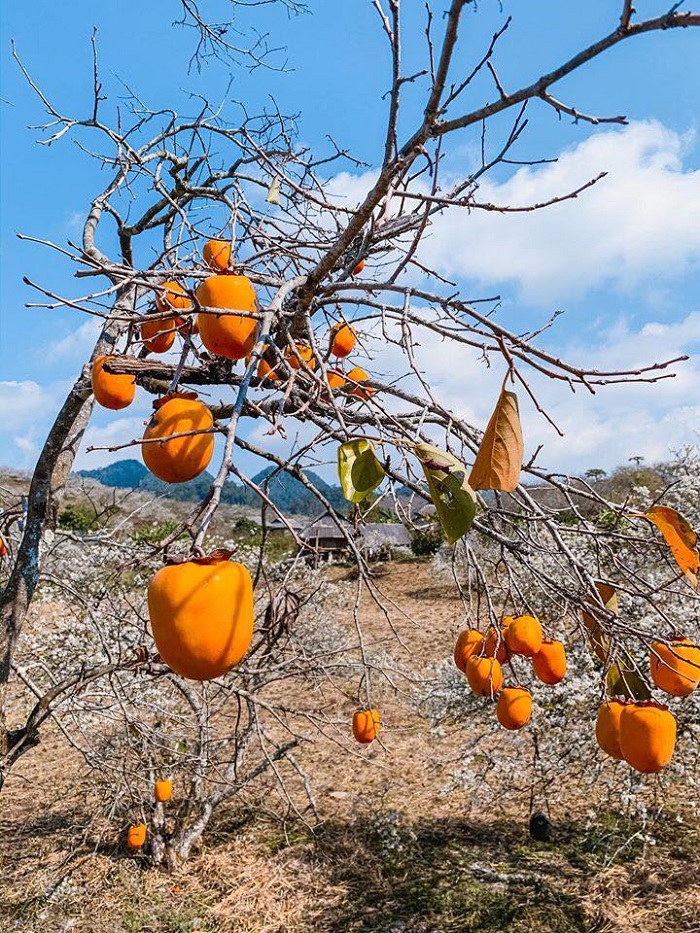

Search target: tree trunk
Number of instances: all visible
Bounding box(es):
[0,286,135,785]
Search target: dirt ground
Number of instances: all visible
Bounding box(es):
[2,561,700,933]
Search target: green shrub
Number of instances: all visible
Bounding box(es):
[58,504,99,533]
[411,528,443,557]
[131,519,183,545]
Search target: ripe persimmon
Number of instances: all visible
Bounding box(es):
[203,238,232,272]
[453,629,483,673]
[353,708,380,744]
[348,366,373,399]
[505,615,543,658]
[326,370,346,390]
[650,637,700,697]
[532,639,567,685]
[285,341,316,370]
[91,355,136,410]
[466,656,503,697]
[142,393,214,484]
[155,281,192,316]
[148,550,254,681]
[329,323,356,359]
[484,625,511,664]
[619,701,676,773]
[496,687,532,730]
[154,779,173,803]
[257,356,281,382]
[127,823,147,849]
[595,699,625,761]
[196,275,258,360]
[141,316,178,354]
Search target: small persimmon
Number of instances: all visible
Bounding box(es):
[154,779,173,803]
[532,639,567,685]
[650,637,700,697]
[619,701,676,774]
[505,615,543,658]
[595,699,625,761]
[127,823,147,849]
[326,370,346,390]
[466,656,503,697]
[348,366,373,399]
[496,687,532,730]
[353,708,380,744]
[203,238,232,272]
[142,393,214,484]
[196,275,258,361]
[285,342,316,370]
[91,355,136,411]
[453,629,483,673]
[329,323,356,359]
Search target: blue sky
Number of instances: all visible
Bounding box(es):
[1,1,699,479]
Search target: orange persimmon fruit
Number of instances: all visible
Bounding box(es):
[196,275,258,361]
[91,355,136,410]
[353,708,380,744]
[148,550,254,681]
[142,393,214,484]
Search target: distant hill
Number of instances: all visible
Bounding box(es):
[78,459,347,516]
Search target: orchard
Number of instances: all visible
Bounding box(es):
[1,0,700,880]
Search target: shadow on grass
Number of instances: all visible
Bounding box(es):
[311,814,591,933]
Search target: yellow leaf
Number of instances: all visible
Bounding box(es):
[643,506,698,587]
[606,661,651,701]
[469,381,523,492]
[581,581,617,663]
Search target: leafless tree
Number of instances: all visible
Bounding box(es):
[2,0,700,865]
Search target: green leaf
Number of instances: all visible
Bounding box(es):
[414,442,477,545]
[606,662,652,701]
[337,439,385,503]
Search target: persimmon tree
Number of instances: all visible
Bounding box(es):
[2,0,700,866]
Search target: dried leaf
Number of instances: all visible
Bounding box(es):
[266,176,281,205]
[337,439,385,503]
[469,382,524,492]
[581,581,617,662]
[641,505,699,587]
[414,442,477,544]
[606,662,652,701]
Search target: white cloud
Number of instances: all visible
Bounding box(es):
[420,121,700,303]
[393,308,700,474]
[0,380,57,433]
[76,414,151,471]
[49,318,102,361]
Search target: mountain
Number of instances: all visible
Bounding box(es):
[78,459,346,516]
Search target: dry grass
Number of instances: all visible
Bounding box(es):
[3,561,700,932]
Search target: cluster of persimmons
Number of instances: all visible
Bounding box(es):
[91,238,372,486]
[595,637,699,773]
[88,240,380,851]
[454,615,566,732]
[453,616,699,776]
[83,239,699,852]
